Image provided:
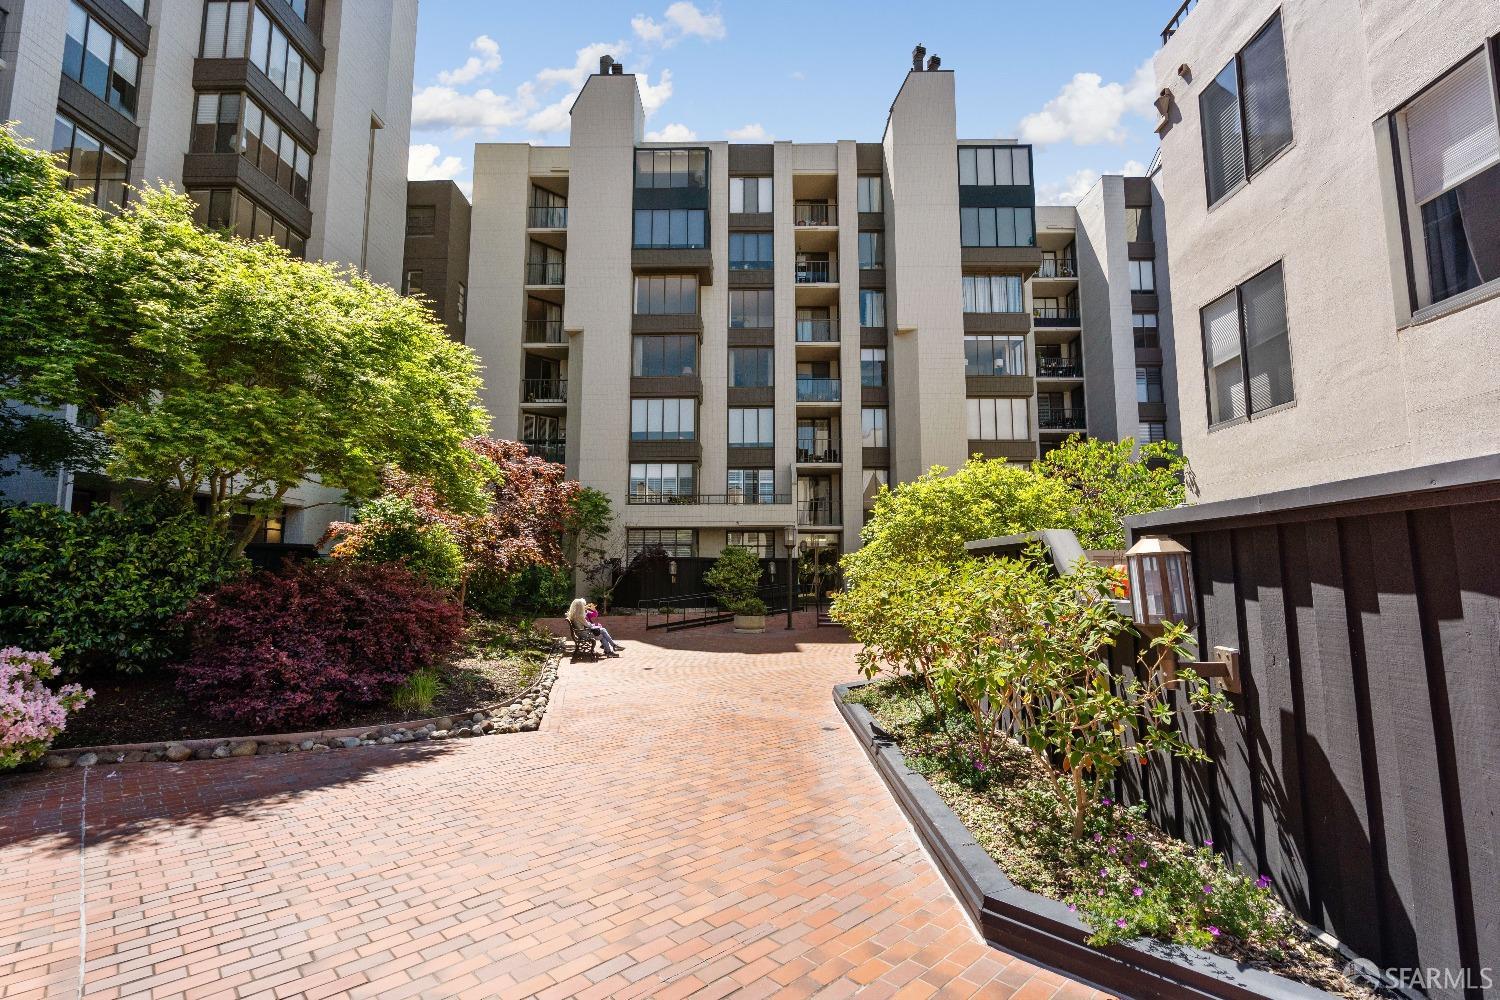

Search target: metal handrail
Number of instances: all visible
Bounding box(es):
[795,377,841,402]
[521,439,566,462]
[521,378,567,403]
[1038,409,1087,429]
[524,320,565,344]
[793,202,837,226]
[797,499,841,526]
[643,582,791,631]
[528,205,567,228]
[1033,306,1080,320]
[796,319,837,342]
[1038,260,1077,278]
[1162,0,1199,43]
[626,492,791,506]
[1037,359,1083,378]
[795,260,833,284]
[796,445,841,463]
[525,261,565,285]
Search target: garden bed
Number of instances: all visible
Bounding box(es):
[839,677,1384,1000]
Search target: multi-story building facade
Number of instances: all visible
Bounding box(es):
[0,0,418,543]
[1153,0,1500,502]
[466,56,1178,568]
[403,179,472,342]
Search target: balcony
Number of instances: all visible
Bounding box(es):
[795,260,834,284]
[795,377,841,403]
[797,443,841,464]
[793,202,837,227]
[1162,0,1200,43]
[798,499,841,527]
[1036,358,1083,378]
[528,205,567,228]
[1037,260,1077,279]
[525,261,565,285]
[1038,408,1087,431]
[626,492,791,506]
[524,320,566,344]
[795,319,837,343]
[522,438,566,463]
[521,378,567,404]
[1033,306,1080,327]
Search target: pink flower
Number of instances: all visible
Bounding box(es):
[0,649,91,770]
[1067,903,1077,912]
[1115,918,1127,928]
[1101,798,1112,806]
[1203,838,1214,847]
[1093,833,1103,842]
[1125,834,1135,842]
[1132,887,1143,897]
[1139,860,1148,868]
[1208,926,1221,937]
[1099,869,1109,877]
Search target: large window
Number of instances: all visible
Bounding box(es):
[1200,13,1292,207]
[634,148,708,189]
[51,114,129,211]
[64,2,141,117]
[728,407,774,447]
[193,94,312,203]
[858,232,884,270]
[861,408,887,448]
[726,530,774,557]
[960,207,1035,247]
[627,528,696,557]
[729,232,773,270]
[727,469,776,505]
[730,176,771,213]
[966,398,1030,440]
[964,336,1026,377]
[729,289,773,328]
[189,187,306,256]
[629,398,696,440]
[629,463,696,502]
[634,275,699,315]
[861,468,888,513]
[201,2,250,58]
[857,175,882,212]
[958,146,1031,186]
[860,348,886,387]
[633,335,697,377]
[634,208,706,249]
[1125,207,1154,242]
[1130,259,1156,292]
[1200,261,1293,426]
[961,274,1024,313]
[1136,365,1163,403]
[1393,48,1500,308]
[1133,312,1160,349]
[248,6,318,117]
[729,348,773,388]
[859,289,886,327]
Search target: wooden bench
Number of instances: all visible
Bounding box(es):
[567,620,598,659]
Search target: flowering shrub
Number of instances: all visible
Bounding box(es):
[325,494,466,591]
[1,648,91,770]
[175,560,464,729]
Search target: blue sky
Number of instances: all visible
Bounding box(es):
[409,1,1180,205]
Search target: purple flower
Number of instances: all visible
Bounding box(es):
[1255,875,1272,889]
[1115,918,1128,928]
[1097,888,1105,896]
[1202,885,1214,895]
[1067,903,1077,912]
[1093,833,1103,842]
[1207,926,1221,937]
[1108,846,1118,855]
[1099,869,1109,877]
[1132,887,1143,897]
[1203,838,1214,847]
[1139,860,1148,869]
[1125,834,1135,842]
[1102,798,1112,806]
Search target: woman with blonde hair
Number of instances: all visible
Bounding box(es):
[567,597,621,657]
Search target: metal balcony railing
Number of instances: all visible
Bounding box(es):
[1036,358,1083,378]
[521,378,567,403]
[795,260,833,284]
[795,319,836,342]
[797,499,841,526]
[523,320,565,344]
[796,444,841,463]
[795,377,841,403]
[1038,260,1077,278]
[525,261,565,285]
[1162,0,1200,43]
[1033,306,1080,325]
[527,205,567,228]
[793,202,837,226]
[1038,408,1087,430]
[521,439,566,463]
[627,492,791,506]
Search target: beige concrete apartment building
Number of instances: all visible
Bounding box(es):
[1154,0,1500,502]
[466,56,1176,566]
[0,0,418,544]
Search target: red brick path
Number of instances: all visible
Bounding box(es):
[0,614,1109,999]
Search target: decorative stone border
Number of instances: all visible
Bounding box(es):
[834,682,1343,1000]
[33,656,562,771]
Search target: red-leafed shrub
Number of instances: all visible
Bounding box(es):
[175,560,465,729]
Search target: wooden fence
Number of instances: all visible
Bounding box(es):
[1120,457,1500,999]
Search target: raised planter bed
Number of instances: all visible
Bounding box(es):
[834,682,1348,1000]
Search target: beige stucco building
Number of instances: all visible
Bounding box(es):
[1153,0,1500,502]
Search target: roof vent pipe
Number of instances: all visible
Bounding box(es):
[599,54,615,74]
[611,63,623,74]
[926,54,941,70]
[912,43,926,71]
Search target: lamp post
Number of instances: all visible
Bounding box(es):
[783,525,797,629]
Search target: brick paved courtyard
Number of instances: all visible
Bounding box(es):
[0,614,1109,1000]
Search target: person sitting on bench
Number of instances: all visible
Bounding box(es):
[568,598,621,657]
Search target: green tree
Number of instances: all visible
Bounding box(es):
[329,494,466,591]
[703,545,765,615]
[1033,436,1188,549]
[561,487,613,573]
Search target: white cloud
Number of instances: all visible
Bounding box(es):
[1018,60,1155,146]
[1121,158,1148,176]
[411,83,536,133]
[537,41,623,91]
[726,123,771,141]
[789,70,805,81]
[638,69,673,116]
[526,94,575,134]
[408,143,465,181]
[633,2,725,47]
[1036,158,1152,205]
[645,122,697,141]
[438,35,501,86]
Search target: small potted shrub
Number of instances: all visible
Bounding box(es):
[704,546,766,633]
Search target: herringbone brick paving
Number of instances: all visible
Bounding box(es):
[0,613,1110,999]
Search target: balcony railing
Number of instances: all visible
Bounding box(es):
[1038,408,1087,430]
[627,492,791,506]
[524,319,565,344]
[798,499,841,526]
[796,377,841,403]
[1033,306,1080,326]
[1037,358,1083,378]
[1162,0,1200,43]
[528,205,567,228]
[522,439,566,463]
[525,261,565,285]
[795,260,833,284]
[795,319,836,342]
[729,259,773,271]
[793,202,837,227]
[521,378,567,404]
[797,444,841,464]
[1038,260,1077,278]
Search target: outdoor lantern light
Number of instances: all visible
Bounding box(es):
[668,559,678,584]
[1125,535,1197,629]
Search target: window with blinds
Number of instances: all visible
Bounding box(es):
[1200,261,1293,426]
[1395,49,1500,307]
[1200,13,1292,207]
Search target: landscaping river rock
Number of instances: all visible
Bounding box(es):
[32,659,560,770]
